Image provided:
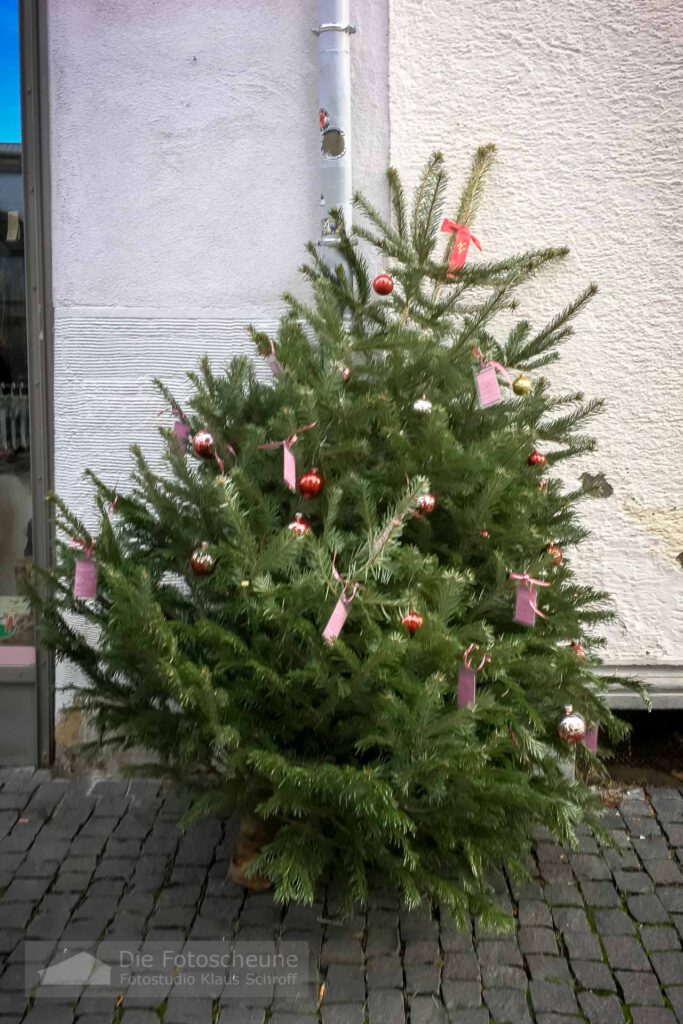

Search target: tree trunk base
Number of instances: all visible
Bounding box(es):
[227,817,277,891]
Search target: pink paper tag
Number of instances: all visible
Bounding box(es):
[173,420,191,442]
[457,666,476,707]
[584,725,599,753]
[283,445,297,492]
[475,365,502,408]
[266,354,283,378]
[74,559,98,599]
[514,584,537,626]
[323,593,349,643]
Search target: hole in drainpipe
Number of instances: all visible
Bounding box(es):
[321,128,346,159]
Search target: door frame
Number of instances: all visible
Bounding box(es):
[0,0,55,766]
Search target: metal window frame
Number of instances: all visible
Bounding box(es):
[11,0,54,766]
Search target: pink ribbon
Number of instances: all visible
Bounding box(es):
[322,554,360,644]
[259,422,317,492]
[265,340,283,378]
[509,572,551,619]
[463,643,491,671]
[472,347,513,385]
[441,219,482,277]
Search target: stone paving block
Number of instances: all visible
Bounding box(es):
[635,838,672,862]
[476,940,522,966]
[0,992,27,1015]
[366,955,403,989]
[480,963,527,990]
[649,950,683,986]
[594,909,638,935]
[563,928,603,961]
[543,883,584,907]
[646,860,683,886]
[23,1006,77,1024]
[165,995,215,1023]
[319,1006,364,1024]
[442,981,482,1010]
[441,928,475,953]
[446,1012,490,1024]
[615,969,664,1005]
[408,995,448,1024]
[661,824,683,846]
[664,986,683,1017]
[581,876,622,909]
[442,951,479,981]
[529,979,579,1015]
[517,900,553,928]
[552,906,591,933]
[535,1017,584,1024]
[324,963,365,1003]
[630,1010,678,1024]
[517,926,558,955]
[366,926,400,957]
[570,854,612,881]
[539,862,574,885]
[404,964,440,995]
[483,987,532,1024]
[367,989,405,1024]
[571,957,616,991]
[628,894,671,924]
[658,887,683,915]
[628,817,663,839]
[403,938,440,964]
[525,955,572,984]
[578,990,625,1023]
[640,925,681,951]
[602,935,651,971]
[614,870,655,894]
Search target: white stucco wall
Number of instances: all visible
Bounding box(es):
[47,0,682,706]
[390,0,683,693]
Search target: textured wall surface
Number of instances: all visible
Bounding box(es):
[390,0,683,673]
[47,0,682,708]
[47,1,388,705]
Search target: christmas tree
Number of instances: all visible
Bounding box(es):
[33,148,632,924]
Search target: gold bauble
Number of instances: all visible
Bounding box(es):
[512,374,532,396]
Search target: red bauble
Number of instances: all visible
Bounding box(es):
[342,366,352,382]
[527,450,547,467]
[288,513,311,536]
[372,273,394,296]
[546,544,563,565]
[570,641,586,659]
[190,544,215,576]
[480,529,490,539]
[402,611,424,636]
[298,467,324,498]
[416,493,436,514]
[192,429,216,460]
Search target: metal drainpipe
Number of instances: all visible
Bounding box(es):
[315,0,355,271]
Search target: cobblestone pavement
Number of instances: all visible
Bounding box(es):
[0,772,682,1024]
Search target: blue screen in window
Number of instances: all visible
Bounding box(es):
[0,0,21,143]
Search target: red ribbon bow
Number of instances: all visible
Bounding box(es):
[71,538,96,560]
[441,219,482,278]
[258,421,317,453]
